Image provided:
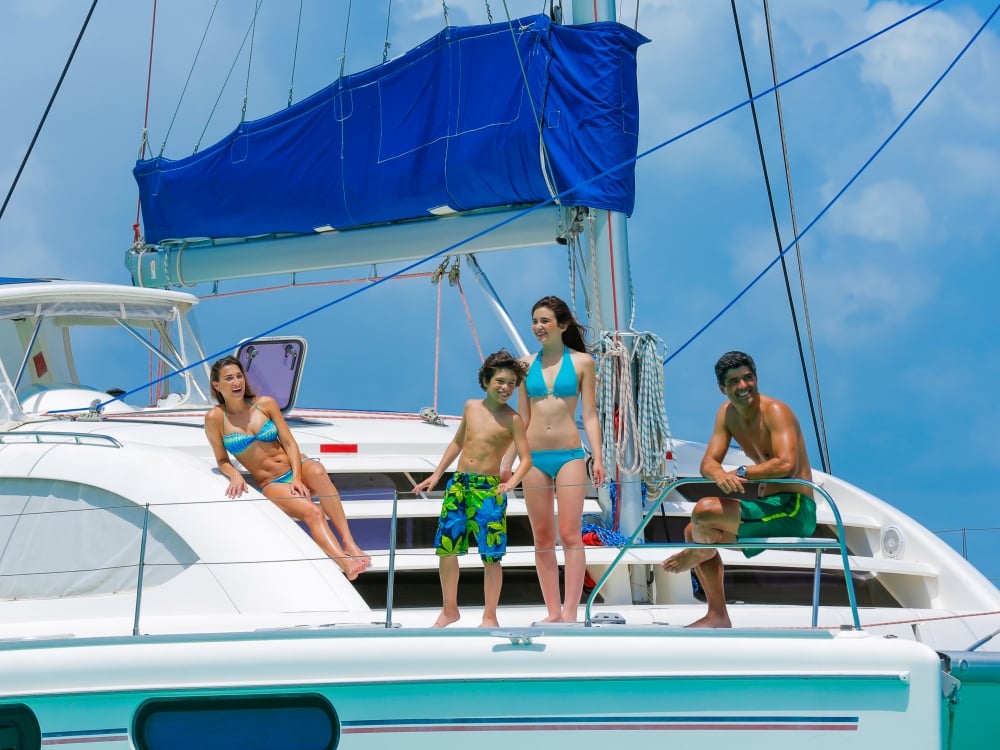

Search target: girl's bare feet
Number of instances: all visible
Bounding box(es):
[433,609,460,628]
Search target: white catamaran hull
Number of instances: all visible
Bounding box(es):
[1,627,947,749]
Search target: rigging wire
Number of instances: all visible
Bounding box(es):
[501,1,560,201]
[0,0,99,225]
[382,0,393,63]
[762,0,832,473]
[134,0,158,243]
[195,6,264,152]
[157,0,220,156]
[101,0,970,409]
[288,0,305,106]
[653,0,976,363]
[728,0,831,473]
[241,0,264,122]
[339,0,353,79]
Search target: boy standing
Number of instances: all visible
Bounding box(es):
[413,350,532,628]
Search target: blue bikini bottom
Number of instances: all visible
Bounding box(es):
[530,447,585,479]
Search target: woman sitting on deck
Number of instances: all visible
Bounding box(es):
[205,356,371,580]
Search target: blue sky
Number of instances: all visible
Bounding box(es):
[0,1,997,583]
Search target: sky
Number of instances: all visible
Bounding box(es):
[0,0,997,583]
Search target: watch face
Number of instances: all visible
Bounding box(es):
[736,466,746,478]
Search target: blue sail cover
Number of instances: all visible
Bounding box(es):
[134,15,648,244]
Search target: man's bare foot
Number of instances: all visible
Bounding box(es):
[433,610,460,628]
[660,547,716,573]
[479,616,500,628]
[685,612,732,628]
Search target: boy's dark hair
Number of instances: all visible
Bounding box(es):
[479,349,528,390]
[715,351,756,386]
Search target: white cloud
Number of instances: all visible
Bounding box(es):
[827,177,929,245]
[860,2,1000,124]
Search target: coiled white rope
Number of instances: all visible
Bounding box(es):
[595,330,676,494]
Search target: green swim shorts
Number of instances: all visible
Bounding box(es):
[738,492,817,558]
[433,472,507,563]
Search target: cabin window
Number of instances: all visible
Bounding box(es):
[134,694,338,750]
[0,704,41,750]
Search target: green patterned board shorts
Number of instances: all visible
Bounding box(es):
[434,472,507,563]
[738,492,817,558]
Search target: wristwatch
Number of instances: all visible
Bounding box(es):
[735,465,747,479]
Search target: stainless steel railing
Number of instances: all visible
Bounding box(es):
[584,477,861,629]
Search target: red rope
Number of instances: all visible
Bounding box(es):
[860,609,1000,629]
[198,271,433,300]
[455,279,483,361]
[433,279,442,412]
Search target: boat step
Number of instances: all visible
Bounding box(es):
[365,543,938,577]
[344,497,603,520]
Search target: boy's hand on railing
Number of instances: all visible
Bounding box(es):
[412,477,435,495]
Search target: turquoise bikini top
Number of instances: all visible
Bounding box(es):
[524,348,577,398]
[222,401,279,455]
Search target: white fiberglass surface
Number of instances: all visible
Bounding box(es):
[0,477,196,599]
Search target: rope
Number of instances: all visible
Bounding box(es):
[762,0,832,473]
[195,7,261,153]
[134,0,157,242]
[0,0,99,225]
[158,0,219,156]
[664,0,993,366]
[97,2,968,411]
[455,279,484,362]
[594,331,675,493]
[500,2,559,201]
[382,0,393,63]
[582,479,633,546]
[433,275,442,412]
[240,0,264,123]
[287,0,305,106]
[729,0,830,473]
[339,0,353,79]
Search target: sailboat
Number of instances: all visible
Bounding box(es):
[0,2,997,748]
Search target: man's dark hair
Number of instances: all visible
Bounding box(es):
[715,351,756,386]
[479,349,527,390]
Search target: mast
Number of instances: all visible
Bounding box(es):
[571,1,648,601]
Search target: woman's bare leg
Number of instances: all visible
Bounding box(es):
[554,458,588,623]
[301,460,371,569]
[263,488,367,580]
[523,467,562,622]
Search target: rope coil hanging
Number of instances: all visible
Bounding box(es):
[594,330,676,494]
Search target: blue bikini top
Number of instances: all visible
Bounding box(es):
[524,348,577,398]
[222,401,279,455]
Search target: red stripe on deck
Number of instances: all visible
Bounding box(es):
[319,444,358,453]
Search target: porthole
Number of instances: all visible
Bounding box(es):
[135,694,338,750]
[0,704,41,750]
